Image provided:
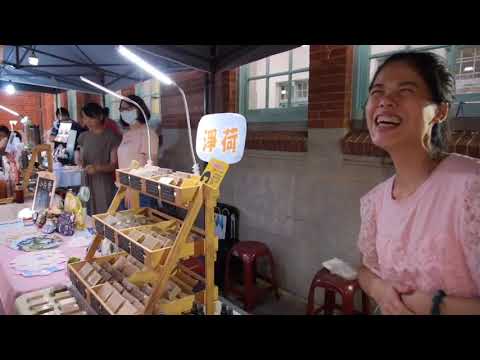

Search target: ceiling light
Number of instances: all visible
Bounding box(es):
[117,45,173,85]
[464,66,474,72]
[28,50,39,66]
[5,83,16,95]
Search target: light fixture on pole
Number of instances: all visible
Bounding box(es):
[0,104,20,117]
[79,76,154,166]
[0,104,28,134]
[117,45,199,175]
[28,49,39,66]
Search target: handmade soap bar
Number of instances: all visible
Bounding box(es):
[87,271,103,286]
[117,301,138,315]
[97,282,115,301]
[99,269,112,282]
[78,262,95,279]
[60,302,80,314]
[100,261,114,272]
[106,291,126,313]
[110,281,125,294]
[132,299,145,312]
[54,291,73,302]
[29,297,49,308]
[121,291,137,305]
[141,235,161,250]
[112,256,127,271]
[122,262,140,277]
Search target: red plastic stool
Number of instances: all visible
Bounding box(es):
[306,268,370,315]
[224,241,280,312]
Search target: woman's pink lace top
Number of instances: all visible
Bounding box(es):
[358,153,480,297]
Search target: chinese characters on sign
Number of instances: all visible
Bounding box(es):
[196,113,247,164]
[203,128,240,154]
[203,129,217,153]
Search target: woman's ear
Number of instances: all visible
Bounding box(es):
[433,102,449,124]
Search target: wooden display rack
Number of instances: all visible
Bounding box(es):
[68,163,224,315]
[22,144,54,197]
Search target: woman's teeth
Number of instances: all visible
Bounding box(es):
[376,116,401,127]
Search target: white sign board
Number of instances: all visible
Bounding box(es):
[196,113,247,164]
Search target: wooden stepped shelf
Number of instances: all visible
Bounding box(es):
[68,163,224,315]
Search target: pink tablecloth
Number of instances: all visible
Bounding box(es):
[0,203,93,314]
[0,236,89,315]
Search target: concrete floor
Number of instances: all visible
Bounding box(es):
[222,289,308,315]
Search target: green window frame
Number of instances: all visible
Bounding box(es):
[352,45,480,128]
[239,48,309,123]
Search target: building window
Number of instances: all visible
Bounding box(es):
[455,46,480,95]
[239,45,310,122]
[352,45,480,128]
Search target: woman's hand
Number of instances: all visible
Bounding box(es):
[401,290,433,315]
[374,281,416,315]
[85,165,97,175]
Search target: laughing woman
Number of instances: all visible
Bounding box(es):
[357,51,480,315]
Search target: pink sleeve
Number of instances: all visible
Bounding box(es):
[462,170,480,293]
[358,191,381,277]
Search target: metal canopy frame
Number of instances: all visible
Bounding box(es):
[0,44,301,113]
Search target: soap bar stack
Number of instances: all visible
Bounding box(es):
[103,211,157,230]
[76,255,195,315]
[25,285,86,315]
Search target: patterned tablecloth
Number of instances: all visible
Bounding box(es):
[0,200,93,315]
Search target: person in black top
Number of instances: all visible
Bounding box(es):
[49,107,86,150]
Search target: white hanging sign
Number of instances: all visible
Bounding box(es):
[196,113,247,164]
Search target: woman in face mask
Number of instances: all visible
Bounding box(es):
[117,95,159,209]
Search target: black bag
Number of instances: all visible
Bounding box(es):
[214,202,240,289]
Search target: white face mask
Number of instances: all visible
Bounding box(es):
[121,110,138,125]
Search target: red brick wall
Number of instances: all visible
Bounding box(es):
[222,70,238,113]
[161,70,205,129]
[42,93,55,131]
[308,45,354,129]
[76,92,103,123]
[0,91,55,134]
[59,92,68,109]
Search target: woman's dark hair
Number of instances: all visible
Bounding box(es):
[56,107,70,118]
[14,131,22,142]
[119,95,150,128]
[0,125,10,138]
[103,107,110,117]
[368,51,455,157]
[81,102,105,124]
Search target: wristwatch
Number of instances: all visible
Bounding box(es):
[431,289,447,315]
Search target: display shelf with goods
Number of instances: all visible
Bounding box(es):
[21,144,54,197]
[67,162,225,315]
